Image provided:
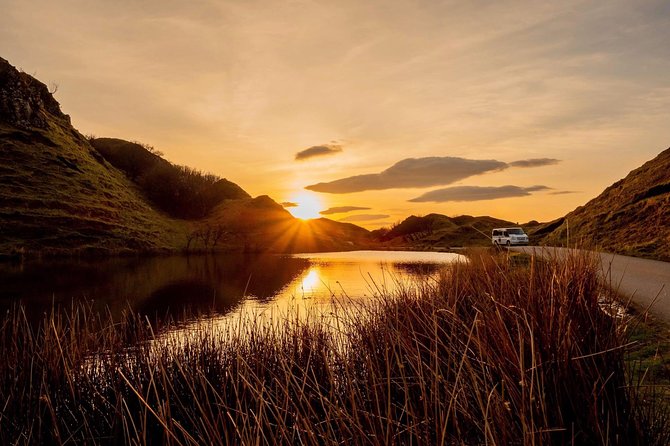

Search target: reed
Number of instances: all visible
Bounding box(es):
[0,251,666,445]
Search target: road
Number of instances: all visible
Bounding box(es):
[511,246,670,322]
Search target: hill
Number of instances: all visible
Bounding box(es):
[0,56,373,256]
[374,213,515,249]
[0,57,187,256]
[532,147,670,261]
[90,138,250,219]
[190,195,374,253]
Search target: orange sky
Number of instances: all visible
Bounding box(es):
[2,0,669,228]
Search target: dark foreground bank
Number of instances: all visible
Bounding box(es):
[0,251,668,445]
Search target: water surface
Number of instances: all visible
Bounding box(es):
[0,250,463,328]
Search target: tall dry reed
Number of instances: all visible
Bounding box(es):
[0,251,666,445]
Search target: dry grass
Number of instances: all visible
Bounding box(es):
[530,148,670,262]
[0,251,667,445]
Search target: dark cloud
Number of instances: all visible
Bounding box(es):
[320,206,371,215]
[306,157,507,193]
[339,214,390,222]
[295,144,343,161]
[281,202,298,208]
[408,185,550,203]
[508,158,561,168]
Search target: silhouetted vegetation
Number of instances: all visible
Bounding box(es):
[91,138,250,219]
[1,252,667,444]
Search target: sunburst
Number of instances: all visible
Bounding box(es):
[286,192,323,220]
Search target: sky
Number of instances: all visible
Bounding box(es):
[2,0,670,228]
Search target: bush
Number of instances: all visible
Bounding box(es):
[91,138,249,219]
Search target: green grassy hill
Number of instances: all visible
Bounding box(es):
[374,213,515,249]
[0,57,190,256]
[531,147,670,260]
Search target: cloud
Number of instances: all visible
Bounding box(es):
[320,206,371,215]
[281,201,298,208]
[408,185,550,203]
[339,214,390,222]
[295,144,343,161]
[306,157,507,193]
[508,158,561,168]
[549,190,579,195]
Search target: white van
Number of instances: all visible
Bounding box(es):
[492,227,529,246]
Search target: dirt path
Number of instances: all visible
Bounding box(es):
[511,246,670,321]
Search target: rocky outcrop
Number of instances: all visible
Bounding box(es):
[0,57,70,129]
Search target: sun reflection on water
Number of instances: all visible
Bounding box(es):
[156,251,465,345]
[300,268,320,293]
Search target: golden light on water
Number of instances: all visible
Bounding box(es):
[286,192,323,220]
[300,268,320,291]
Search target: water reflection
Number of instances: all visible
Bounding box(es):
[226,250,463,323]
[0,251,464,331]
[164,251,463,342]
[0,254,310,325]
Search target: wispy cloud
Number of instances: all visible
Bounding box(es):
[306,157,507,193]
[281,201,298,207]
[409,185,550,203]
[320,206,371,215]
[295,144,343,161]
[508,158,561,168]
[548,190,579,195]
[339,213,390,222]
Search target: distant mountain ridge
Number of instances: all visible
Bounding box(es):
[531,148,670,260]
[385,149,670,259]
[373,213,516,249]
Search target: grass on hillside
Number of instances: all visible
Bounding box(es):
[0,124,187,256]
[1,251,669,445]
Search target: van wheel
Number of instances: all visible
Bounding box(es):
[506,241,511,247]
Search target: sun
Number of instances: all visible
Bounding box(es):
[286,192,323,220]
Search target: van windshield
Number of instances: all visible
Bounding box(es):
[507,228,525,235]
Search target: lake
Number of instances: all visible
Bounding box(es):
[0,250,464,329]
